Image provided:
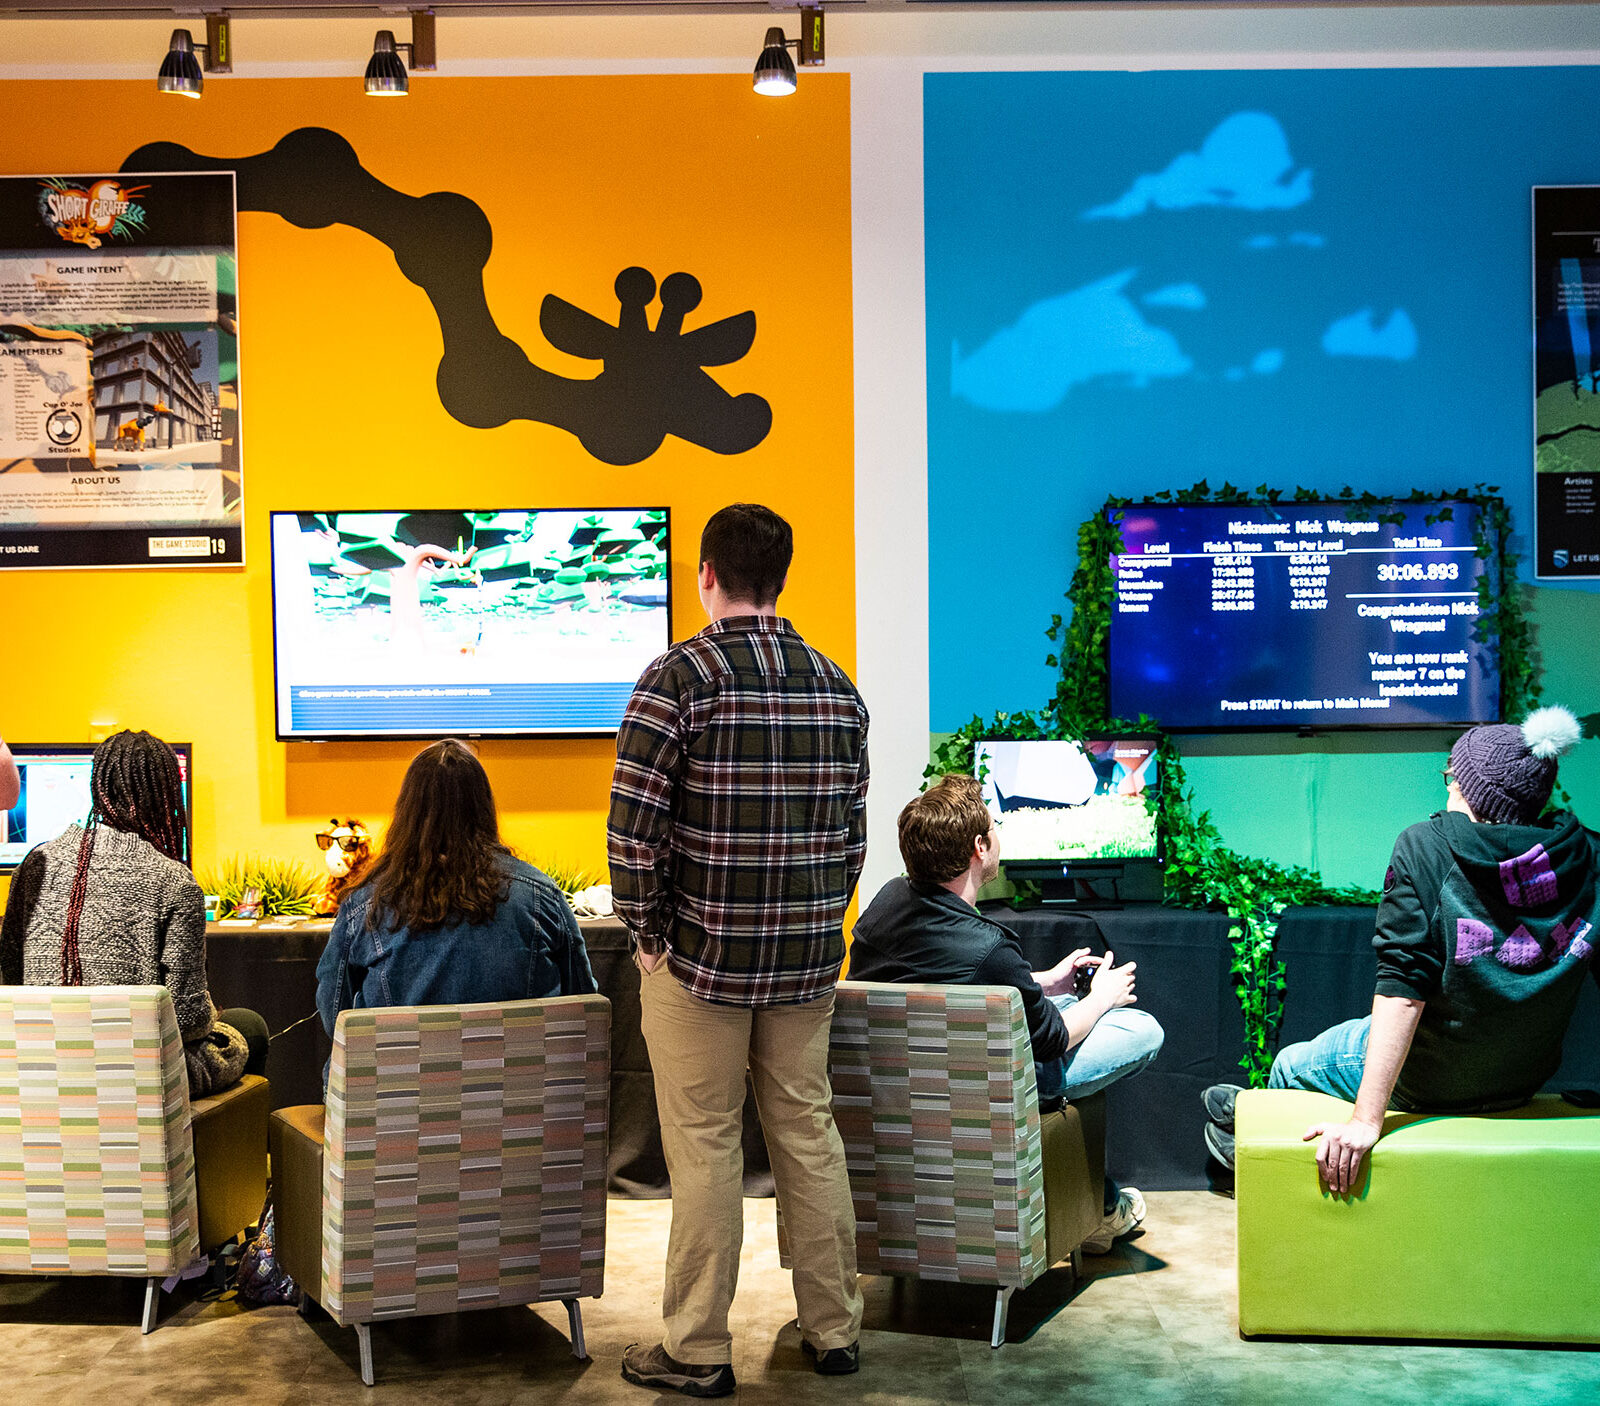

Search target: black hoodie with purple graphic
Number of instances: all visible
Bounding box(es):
[1373,808,1599,1113]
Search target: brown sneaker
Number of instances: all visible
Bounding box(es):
[621,1342,736,1398]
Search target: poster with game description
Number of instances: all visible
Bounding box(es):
[0,172,241,569]
[1534,186,1600,579]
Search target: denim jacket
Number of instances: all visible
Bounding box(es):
[316,857,598,1042]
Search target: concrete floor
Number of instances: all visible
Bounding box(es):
[2,1192,1598,1404]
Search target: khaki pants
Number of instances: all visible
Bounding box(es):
[639,961,862,1364]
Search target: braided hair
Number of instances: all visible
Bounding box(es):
[59,731,188,985]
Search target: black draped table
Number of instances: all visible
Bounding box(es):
[208,906,1600,1196]
[205,918,334,1113]
[579,919,774,1197]
[982,901,1600,1190]
[204,915,773,1197]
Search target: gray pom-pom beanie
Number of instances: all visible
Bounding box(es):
[1449,705,1582,824]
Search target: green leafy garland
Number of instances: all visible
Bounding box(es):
[928,481,1535,1084]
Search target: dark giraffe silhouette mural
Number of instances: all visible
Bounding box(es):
[123,128,773,465]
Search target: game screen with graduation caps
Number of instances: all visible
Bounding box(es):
[974,738,1160,864]
[271,509,670,739]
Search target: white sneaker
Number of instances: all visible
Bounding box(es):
[1080,1187,1147,1255]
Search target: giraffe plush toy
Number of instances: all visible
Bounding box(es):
[313,817,374,916]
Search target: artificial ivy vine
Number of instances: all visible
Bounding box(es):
[928,481,1536,1085]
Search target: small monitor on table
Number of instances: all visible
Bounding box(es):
[2,743,193,873]
[974,736,1161,906]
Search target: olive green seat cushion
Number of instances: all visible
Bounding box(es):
[1236,1089,1600,1343]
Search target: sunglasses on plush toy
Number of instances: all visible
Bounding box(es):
[316,832,366,853]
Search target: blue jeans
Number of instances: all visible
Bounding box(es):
[1267,1016,1371,1101]
[1035,996,1165,1103]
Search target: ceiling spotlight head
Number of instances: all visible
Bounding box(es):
[157,28,204,99]
[365,30,409,97]
[753,26,796,98]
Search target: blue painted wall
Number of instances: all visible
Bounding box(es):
[925,68,1600,885]
[927,66,1600,726]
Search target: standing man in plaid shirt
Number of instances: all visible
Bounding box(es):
[610,503,869,1397]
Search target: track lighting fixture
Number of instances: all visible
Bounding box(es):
[156,15,231,99]
[365,10,437,96]
[753,7,824,98]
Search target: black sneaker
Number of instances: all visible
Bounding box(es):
[801,1339,861,1375]
[621,1342,736,1398]
[1201,1083,1246,1131]
[1204,1121,1236,1172]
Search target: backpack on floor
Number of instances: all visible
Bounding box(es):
[235,1197,299,1306]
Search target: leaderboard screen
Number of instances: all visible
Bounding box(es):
[1109,501,1500,731]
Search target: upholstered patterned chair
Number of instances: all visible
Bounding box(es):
[780,981,1105,1347]
[0,985,271,1332]
[269,995,611,1386]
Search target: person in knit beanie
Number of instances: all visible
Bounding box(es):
[1203,705,1595,1192]
[1447,706,1582,825]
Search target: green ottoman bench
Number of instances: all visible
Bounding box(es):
[1236,1089,1600,1343]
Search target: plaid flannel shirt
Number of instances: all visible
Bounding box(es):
[607,614,870,1007]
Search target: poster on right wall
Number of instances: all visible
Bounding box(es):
[1533,185,1600,579]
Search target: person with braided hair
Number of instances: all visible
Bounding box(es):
[0,730,266,1097]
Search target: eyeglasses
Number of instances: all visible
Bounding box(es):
[1441,769,1456,785]
[316,832,366,853]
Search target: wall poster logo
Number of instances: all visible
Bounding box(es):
[45,408,82,445]
[38,178,149,249]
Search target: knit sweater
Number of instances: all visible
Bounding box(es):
[0,823,247,1096]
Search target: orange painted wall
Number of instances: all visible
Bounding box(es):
[1,74,855,885]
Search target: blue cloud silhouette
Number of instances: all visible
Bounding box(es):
[1322,308,1418,360]
[951,269,1193,412]
[1085,112,1312,220]
[1224,349,1285,380]
[1246,231,1325,250]
[1143,283,1208,310]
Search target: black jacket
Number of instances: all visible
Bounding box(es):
[1375,809,1600,1112]
[848,877,1067,1062]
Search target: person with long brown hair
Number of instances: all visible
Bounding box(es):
[315,739,595,1036]
[0,729,266,1097]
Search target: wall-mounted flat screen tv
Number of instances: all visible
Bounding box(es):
[271,509,670,739]
[1108,501,1500,732]
[3,742,193,871]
